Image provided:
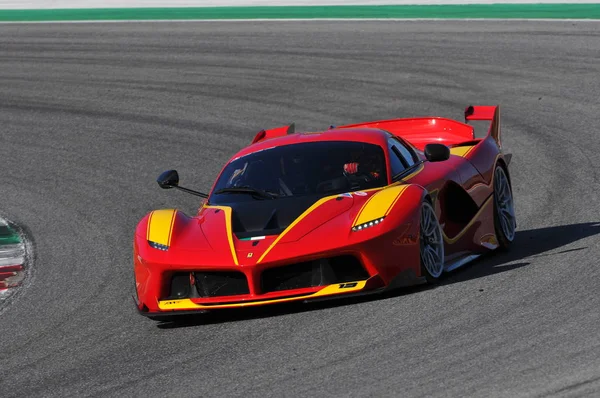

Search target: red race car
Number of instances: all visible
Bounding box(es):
[133,105,515,320]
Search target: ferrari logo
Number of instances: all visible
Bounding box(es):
[247,253,253,258]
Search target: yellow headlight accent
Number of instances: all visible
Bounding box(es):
[147,209,177,247]
[353,185,408,227]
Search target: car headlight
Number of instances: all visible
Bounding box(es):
[148,241,169,251]
[352,217,385,232]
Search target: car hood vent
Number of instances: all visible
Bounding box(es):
[227,195,327,239]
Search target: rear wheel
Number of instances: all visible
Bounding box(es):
[420,201,445,282]
[493,165,516,249]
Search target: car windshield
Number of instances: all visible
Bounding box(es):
[210,140,387,204]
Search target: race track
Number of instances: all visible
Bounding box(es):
[1,21,600,397]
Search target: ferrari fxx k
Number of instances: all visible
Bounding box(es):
[134,105,515,320]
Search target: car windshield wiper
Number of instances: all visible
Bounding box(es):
[213,187,280,199]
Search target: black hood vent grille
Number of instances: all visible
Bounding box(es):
[227,195,323,240]
[263,209,280,231]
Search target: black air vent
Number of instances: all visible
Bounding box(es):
[194,271,249,297]
[261,255,369,294]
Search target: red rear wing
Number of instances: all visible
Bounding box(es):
[464,105,501,148]
[250,105,501,151]
[336,105,501,151]
[337,117,475,151]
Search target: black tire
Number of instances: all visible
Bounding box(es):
[419,200,445,282]
[493,165,516,250]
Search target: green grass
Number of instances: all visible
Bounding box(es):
[0,4,599,22]
[0,224,21,245]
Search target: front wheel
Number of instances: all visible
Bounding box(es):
[420,201,445,282]
[493,165,516,249]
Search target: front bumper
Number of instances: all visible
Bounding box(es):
[137,276,386,319]
[136,267,428,320]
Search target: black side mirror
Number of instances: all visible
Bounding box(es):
[157,170,179,189]
[424,144,450,162]
[156,170,209,198]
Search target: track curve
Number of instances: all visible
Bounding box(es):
[1,21,600,397]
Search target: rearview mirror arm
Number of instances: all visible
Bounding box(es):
[172,186,209,198]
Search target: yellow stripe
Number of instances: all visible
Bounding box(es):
[312,280,367,296]
[450,146,472,157]
[146,211,153,241]
[450,145,476,157]
[257,195,336,264]
[158,280,367,310]
[147,209,177,247]
[167,211,177,246]
[205,206,238,266]
[353,185,408,226]
[385,185,410,216]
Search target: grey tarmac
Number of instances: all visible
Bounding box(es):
[0,21,599,397]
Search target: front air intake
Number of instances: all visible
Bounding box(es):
[261,255,369,294]
[194,271,250,298]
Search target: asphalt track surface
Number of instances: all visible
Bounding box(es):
[1,21,600,397]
